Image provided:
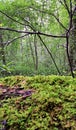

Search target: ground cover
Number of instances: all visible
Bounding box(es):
[0,75,76,130]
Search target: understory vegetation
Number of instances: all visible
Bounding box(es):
[0,75,76,130]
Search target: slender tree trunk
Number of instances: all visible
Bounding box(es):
[20,37,23,63]
[0,30,6,65]
[29,41,35,68]
[1,45,6,65]
[69,6,76,71]
[34,34,38,71]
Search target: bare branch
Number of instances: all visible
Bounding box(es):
[58,0,70,15]
[58,0,65,7]
[0,10,38,31]
[0,27,25,33]
[0,8,67,31]
[4,34,28,46]
[20,17,36,30]
[0,10,25,26]
[37,34,61,75]
[63,0,70,15]
[29,6,68,31]
[38,31,66,38]
[0,27,66,38]
[69,0,73,29]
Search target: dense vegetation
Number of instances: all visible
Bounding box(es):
[0,75,76,130]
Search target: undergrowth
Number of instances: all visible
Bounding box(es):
[0,75,76,130]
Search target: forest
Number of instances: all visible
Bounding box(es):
[0,0,76,130]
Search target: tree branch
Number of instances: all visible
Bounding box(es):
[0,10,25,26]
[29,6,68,31]
[0,27,66,38]
[63,0,70,15]
[37,34,61,75]
[4,34,28,46]
[69,0,73,29]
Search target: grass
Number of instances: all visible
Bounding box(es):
[0,75,76,130]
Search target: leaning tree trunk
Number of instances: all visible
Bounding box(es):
[69,8,76,71]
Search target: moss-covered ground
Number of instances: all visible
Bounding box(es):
[0,75,76,130]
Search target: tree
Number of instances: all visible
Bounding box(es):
[69,3,76,72]
[0,23,6,65]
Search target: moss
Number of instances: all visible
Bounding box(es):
[0,75,76,130]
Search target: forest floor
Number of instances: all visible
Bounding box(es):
[0,75,76,130]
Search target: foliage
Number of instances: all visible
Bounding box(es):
[0,62,13,76]
[0,0,71,76]
[0,75,76,130]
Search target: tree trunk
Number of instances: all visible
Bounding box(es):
[34,34,38,71]
[0,30,6,65]
[69,7,76,71]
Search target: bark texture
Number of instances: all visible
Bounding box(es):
[69,9,76,71]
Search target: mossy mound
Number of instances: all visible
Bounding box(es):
[0,75,76,130]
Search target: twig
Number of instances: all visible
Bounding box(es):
[4,34,28,46]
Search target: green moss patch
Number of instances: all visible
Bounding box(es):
[0,75,76,130]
